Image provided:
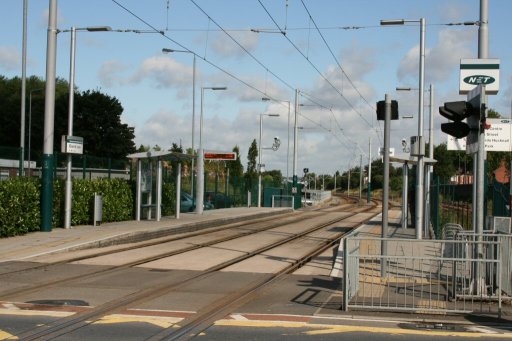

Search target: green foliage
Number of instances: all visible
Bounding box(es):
[433,143,459,179]
[227,145,244,180]
[0,178,133,237]
[162,182,176,216]
[70,178,133,225]
[263,169,282,187]
[0,177,40,237]
[245,139,258,187]
[0,76,136,161]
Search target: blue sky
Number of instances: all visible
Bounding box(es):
[1,0,511,176]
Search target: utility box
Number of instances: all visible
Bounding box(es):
[93,193,103,226]
[487,216,511,233]
[410,136,425,156]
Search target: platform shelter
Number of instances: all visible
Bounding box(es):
[127,150,195,221]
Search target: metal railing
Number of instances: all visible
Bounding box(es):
[271,195,294,209]
[342,233,511,317]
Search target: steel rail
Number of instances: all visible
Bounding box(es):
[148,205,381,340]
[0,211,323,299]
[12,204,379,340]
[0,210,299,275]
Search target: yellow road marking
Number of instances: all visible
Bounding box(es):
[215,320,511,338]
[92,314,182,328]
[0,330,17,340]
[0,309,73,317]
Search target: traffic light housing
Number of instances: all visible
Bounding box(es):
[439,100,481,139]
[376,100,399,120]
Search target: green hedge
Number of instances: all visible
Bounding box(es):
[0,177,40,237]
[0,177,134,238]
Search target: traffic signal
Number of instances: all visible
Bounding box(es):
[439,100,480,139]
[376,100,399,120]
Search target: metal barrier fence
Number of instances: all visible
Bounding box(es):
[342,234,511,317]
[271,195,294,209]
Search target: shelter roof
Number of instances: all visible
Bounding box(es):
[127,150,195,162]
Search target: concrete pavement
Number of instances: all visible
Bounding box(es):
[0,207,292,263]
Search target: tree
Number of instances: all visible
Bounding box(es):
[0,76,136,162]
[433,143,459,180]
[227,145,243,180]
[72,90,136,159]
[245,139,258,187]
[169,143,183,153]
[262,169,282,187]
[0,75,68,161]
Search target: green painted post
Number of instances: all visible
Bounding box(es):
[82,155,86,179]
[292,174,300,209]
[41,154,54,232]
[108,157,112,179]
[435,176,440,238]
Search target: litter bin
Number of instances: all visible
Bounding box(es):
[93,193,103,226]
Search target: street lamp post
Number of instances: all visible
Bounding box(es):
[396,84,434,236]
[63,26,111,229]
[381,18,426,240]
[196,86,227,214]
[28,88,43,177]
[257,113,280,207]
[262,98,291,190]
[19,0,28,176]
[162,48,196,201]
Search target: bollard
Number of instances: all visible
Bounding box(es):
[93,193,103,226]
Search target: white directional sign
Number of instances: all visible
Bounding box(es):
[378,147,395,162]
[447,118,512,152]
[61,135,84,155]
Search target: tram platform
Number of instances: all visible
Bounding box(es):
[0,207,292,263]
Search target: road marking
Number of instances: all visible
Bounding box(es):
[93,314,182,328]
[3,303,20,310]
[0,309,73,317]
[214,320,512,338]
[0,330,17,340]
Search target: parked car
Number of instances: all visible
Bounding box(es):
[180,192,195,213]
[180,192,213,213]
[205,191,232,209]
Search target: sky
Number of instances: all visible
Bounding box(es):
[1,0,511,177]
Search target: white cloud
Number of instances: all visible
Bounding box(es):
[98,60,129,88]
[130,55,194,90]
[0,46,19,71]
[398,28,474,84]
[210,31,259,58]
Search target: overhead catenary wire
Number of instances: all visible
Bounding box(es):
[299,1,378,122]
[183,0,365,150]
[111,0,365,153]
[256,0,377,137]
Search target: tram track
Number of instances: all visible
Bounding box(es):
[0,199,361,298]
[7,200,379,340]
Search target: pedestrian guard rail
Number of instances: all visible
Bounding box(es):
[342,232,512,317]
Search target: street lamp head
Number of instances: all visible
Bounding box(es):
[396,87,413,91]
[268,114,280,117]
[162,48,189,54]
[262,97,270,101]
[380,19,405,26]
[211,87,227,91]
[85,26,112,32]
